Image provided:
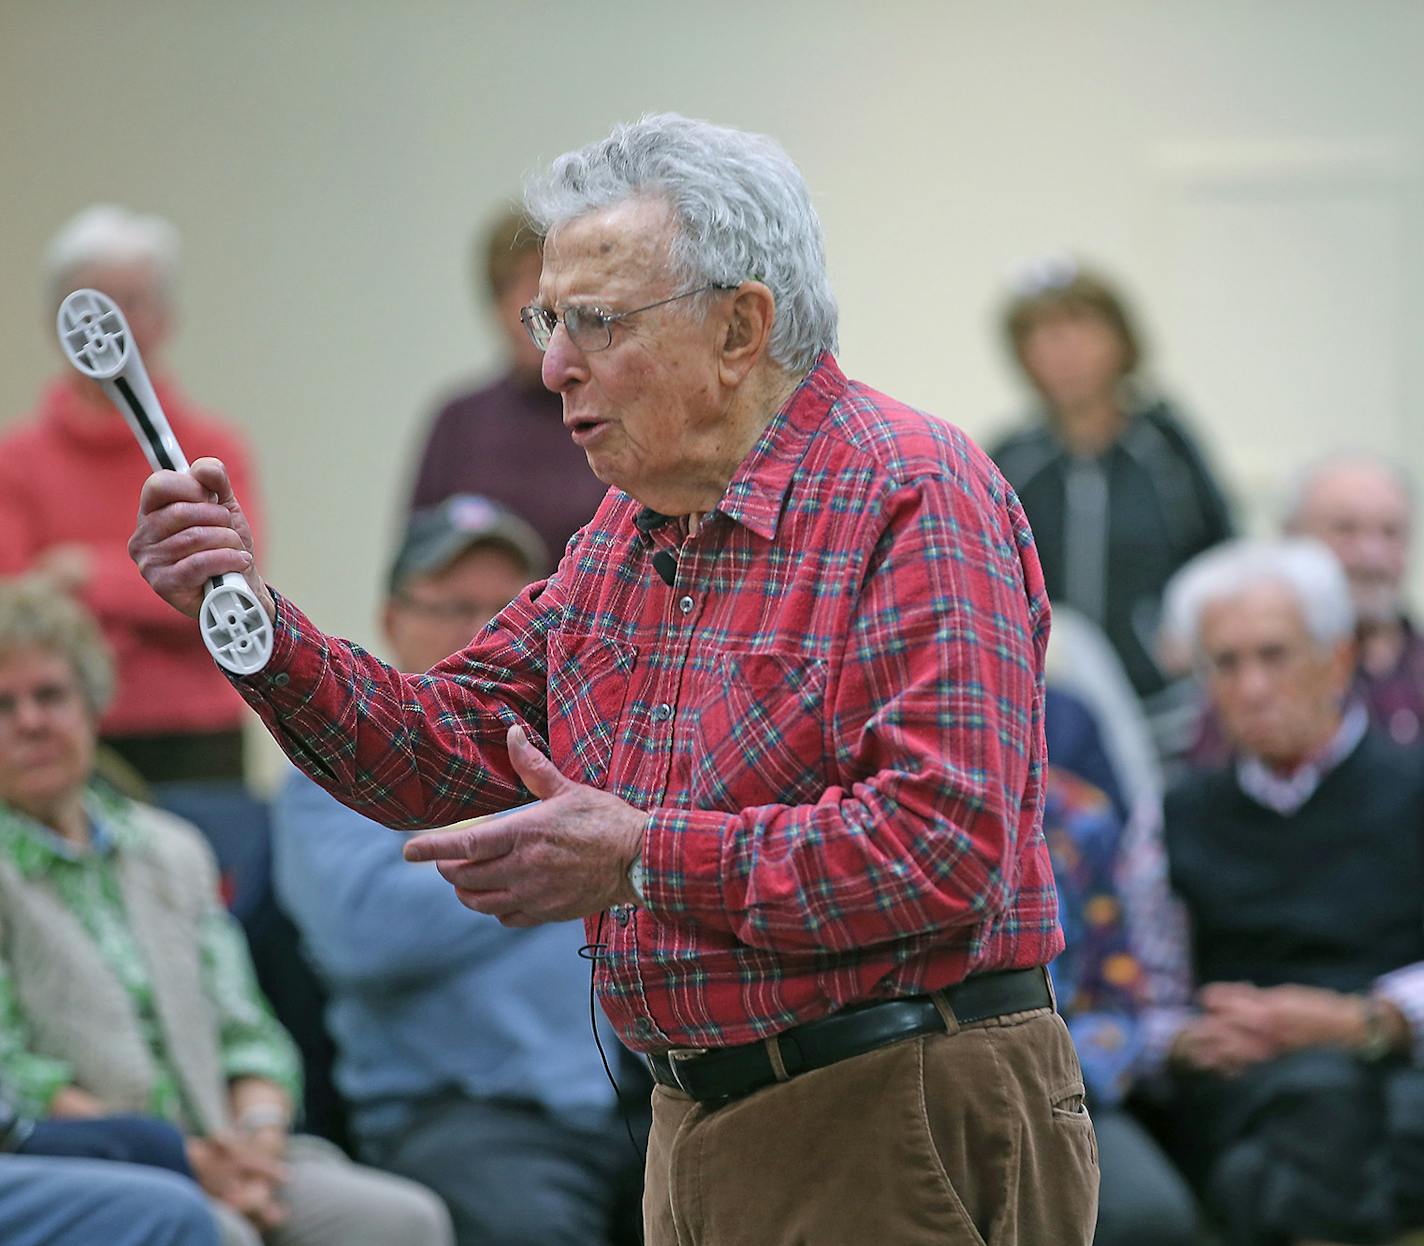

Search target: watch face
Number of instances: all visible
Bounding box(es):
[628,853,647,903]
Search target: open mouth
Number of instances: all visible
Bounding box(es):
[567,417,608,444]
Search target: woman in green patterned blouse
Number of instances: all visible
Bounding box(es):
[0,578,453,1246]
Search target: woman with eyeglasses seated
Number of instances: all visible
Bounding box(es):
[989,257,1233,744]
[0,577,454,1246]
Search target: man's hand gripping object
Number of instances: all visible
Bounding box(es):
[56,288,273,675]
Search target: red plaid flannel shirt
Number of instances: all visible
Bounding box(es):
[235,355,1061,1051]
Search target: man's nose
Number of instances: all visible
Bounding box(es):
[540,324,586,394]
[13,697,50,733]
[1235,660,1275,704]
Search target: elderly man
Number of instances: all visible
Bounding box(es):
[1286,453,1424,745]
[0,204,260,783]
[1133,538,1424,1245]
[128,114,1096,1244]
[273,496,646,1246]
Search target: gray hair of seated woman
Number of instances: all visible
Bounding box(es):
[0,578,115,717]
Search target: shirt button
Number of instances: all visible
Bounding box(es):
[613,905,630,927]
[634,1017,654,1038]
[271,672,290,687]
[652,702,673,723]
[678,595,695,615]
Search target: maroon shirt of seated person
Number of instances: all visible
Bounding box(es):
[409,372,611,566]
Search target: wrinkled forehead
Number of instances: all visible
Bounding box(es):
[0,643,80,690]
[539,196,680,304]
[1200,580,1314,648]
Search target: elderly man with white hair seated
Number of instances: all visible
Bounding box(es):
[1128,537,1424,1246]
[0,205,260,784]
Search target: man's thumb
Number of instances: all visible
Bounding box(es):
[507,724,564,799]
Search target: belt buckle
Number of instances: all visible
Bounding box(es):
[666,1046,708,1094]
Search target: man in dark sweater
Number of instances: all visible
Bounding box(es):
[1146,537,1424,1246]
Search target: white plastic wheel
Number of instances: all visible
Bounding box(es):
[56,289,130,380]
[199,579,274,675]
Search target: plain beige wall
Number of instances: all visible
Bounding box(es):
[2,0,1421,785]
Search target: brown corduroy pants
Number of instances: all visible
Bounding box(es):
[644,1007,1099,1245]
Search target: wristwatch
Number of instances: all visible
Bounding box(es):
[627,850,647,905]
[1359,995,1395,1063]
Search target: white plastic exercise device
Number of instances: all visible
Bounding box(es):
[55,288,273,676]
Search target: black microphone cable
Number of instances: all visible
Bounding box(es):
[579,909,646,1167]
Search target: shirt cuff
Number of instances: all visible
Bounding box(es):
[1374,963,1424,1063]
[225,590,330,710]
[642,806,738,925]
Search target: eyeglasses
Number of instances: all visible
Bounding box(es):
[519,283,737,353]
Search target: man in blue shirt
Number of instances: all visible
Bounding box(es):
[272,495,644,1246]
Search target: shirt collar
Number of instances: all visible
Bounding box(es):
[0,787,126,877]
[1235,700,1369,816]
[628,353,847,545]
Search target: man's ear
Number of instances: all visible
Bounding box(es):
[717,282,776,386]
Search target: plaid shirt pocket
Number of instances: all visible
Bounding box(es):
[546,630,638,787]
[688,651,829,809]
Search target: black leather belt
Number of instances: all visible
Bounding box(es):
[647,967,1052,1104]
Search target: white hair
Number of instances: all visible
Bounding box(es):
[1162,537,1356,658]
[1279,450,1415,529]
[44,204,180,312]
[523,113,839,374]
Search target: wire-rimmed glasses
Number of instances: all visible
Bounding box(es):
[519,282,737,353]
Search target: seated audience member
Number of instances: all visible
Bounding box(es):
[0,205,260,784]
[1136,538,1424,1245]
[989,256,1232,722]
[407,207,609,560]
[1040,766,1199,1246]
[273,496,646,1246]
[1190,453,1423,766]
[1,1153,219,1246]
[0,579,453,1246]
[1286,453,1422,741]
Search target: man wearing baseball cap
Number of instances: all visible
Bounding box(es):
[271,496,645,1246]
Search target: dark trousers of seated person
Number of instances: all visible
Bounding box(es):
[645,1009,1098,1246]
[1171,1048,1424,1246]
[20,1114,194,1178]
[358,1094,647,1246]
[1093,1109,1200,1246]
